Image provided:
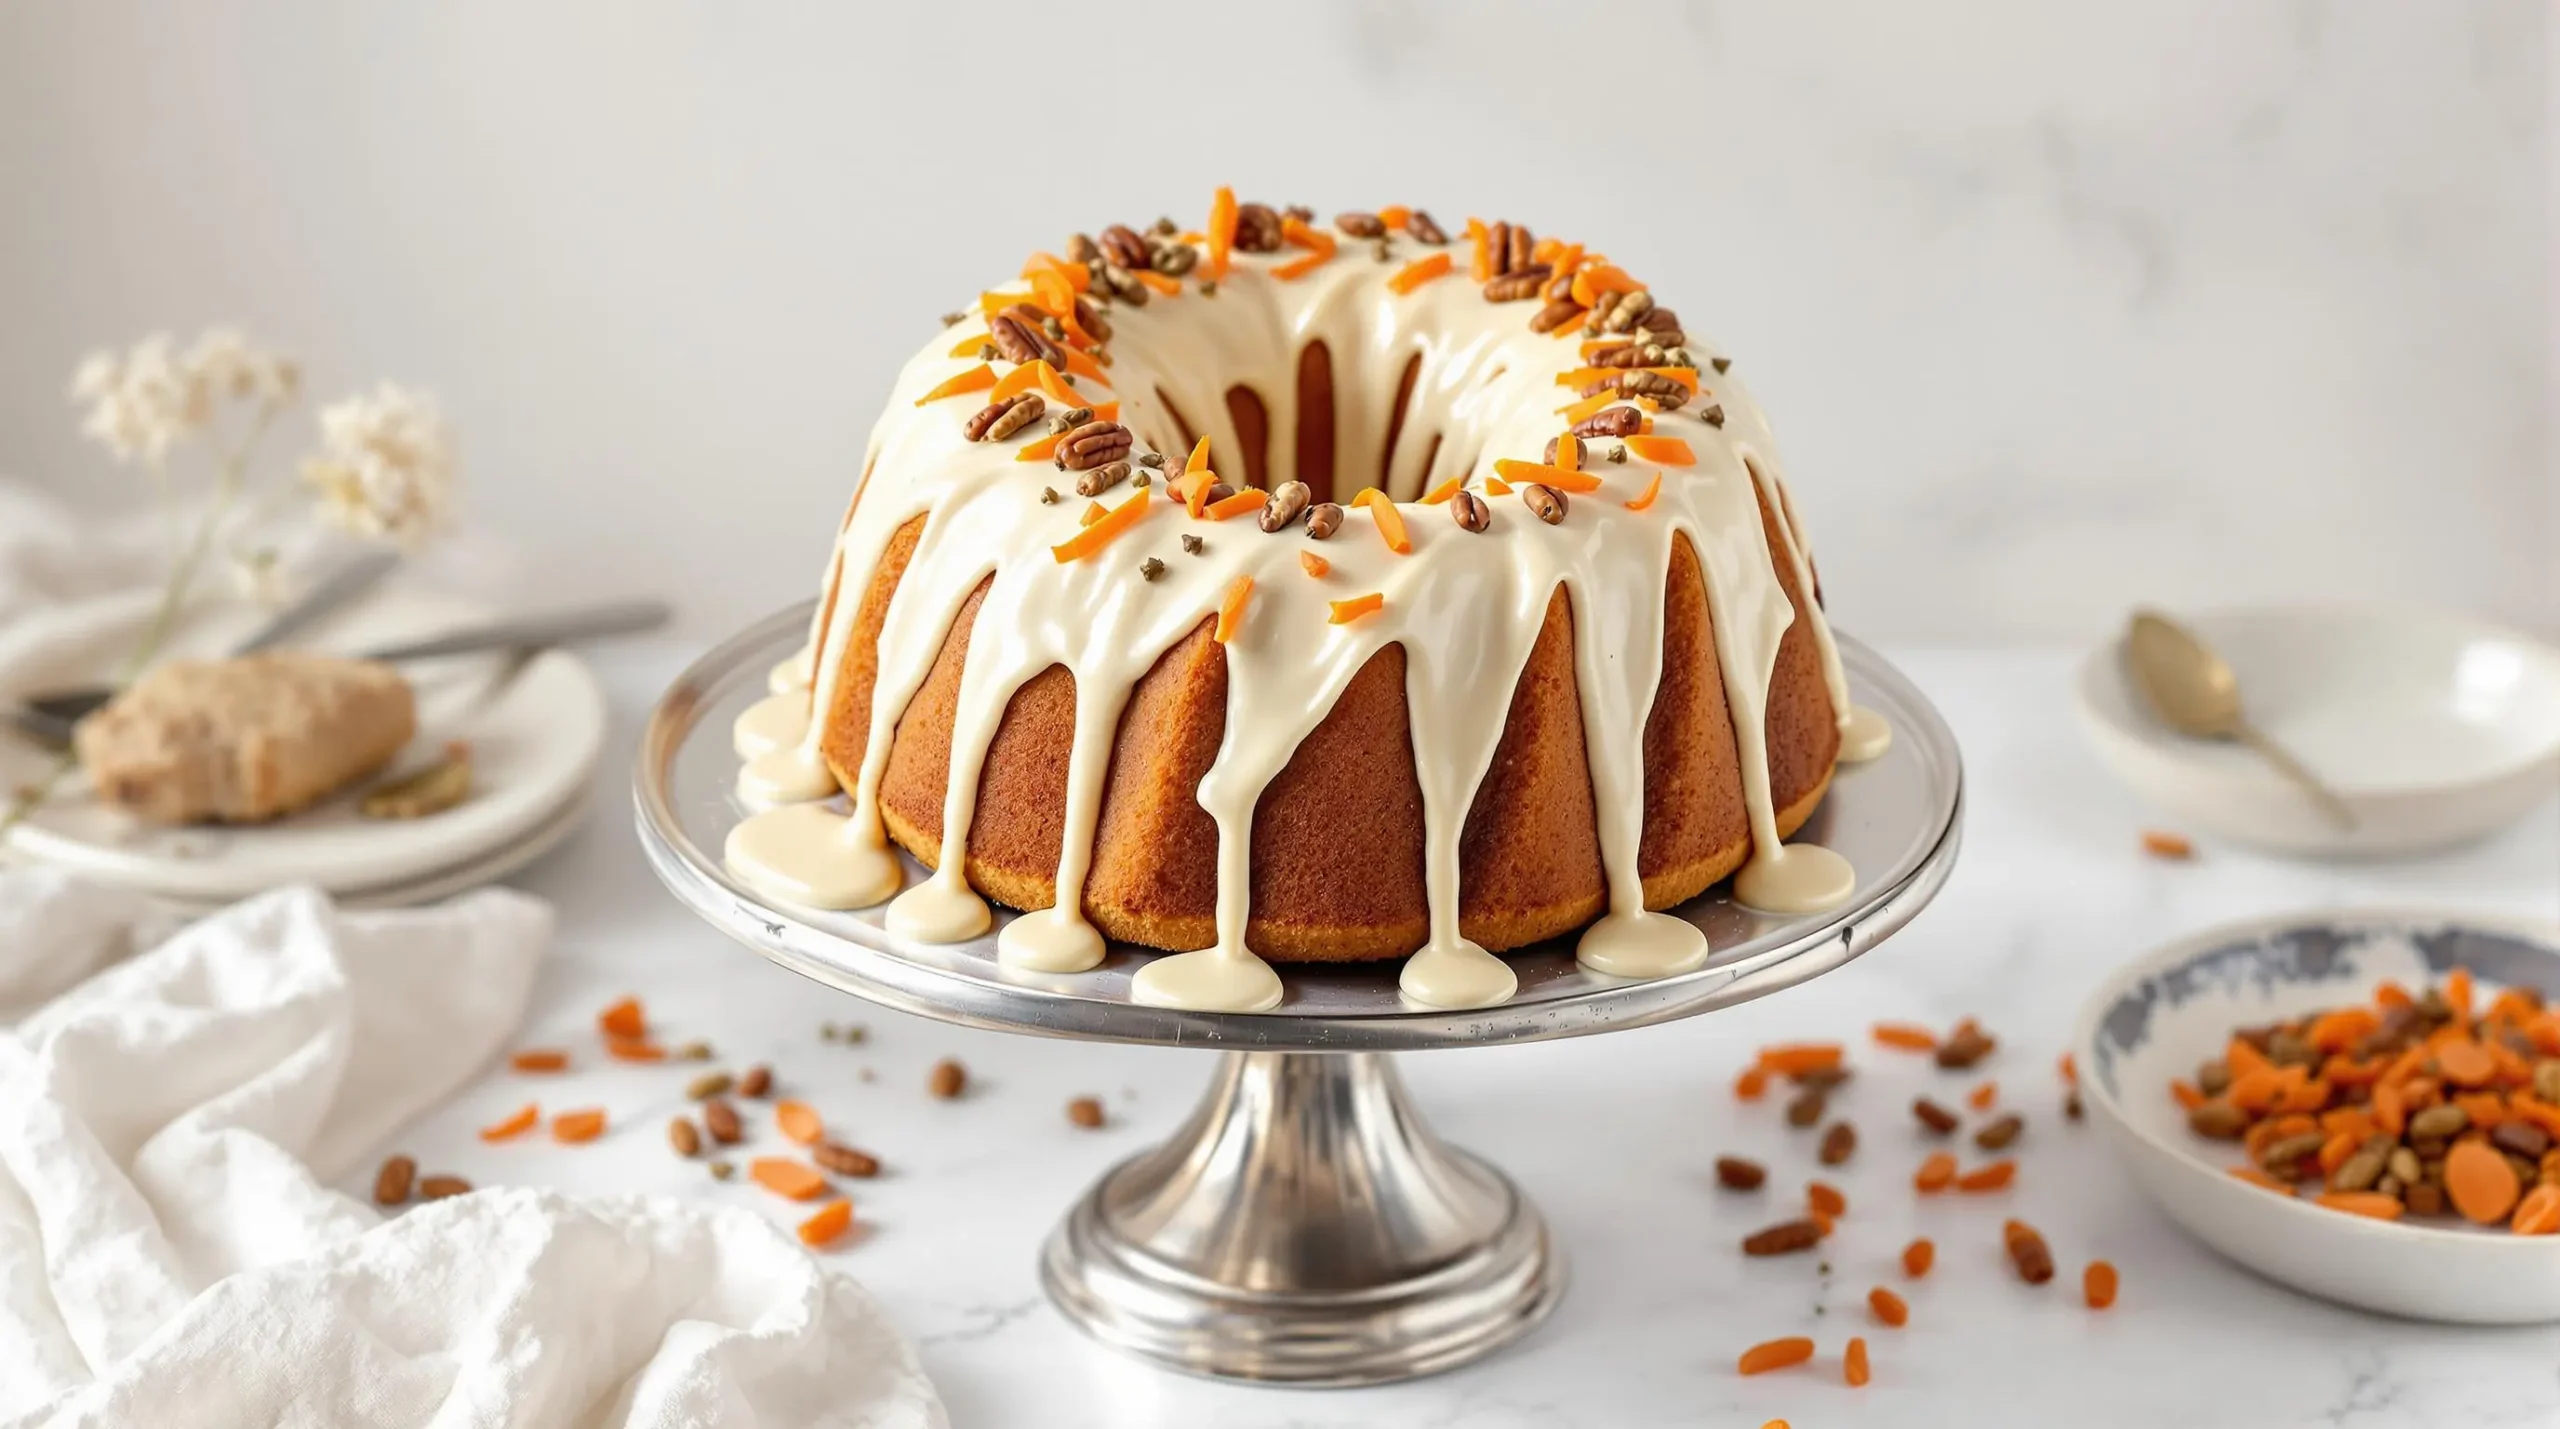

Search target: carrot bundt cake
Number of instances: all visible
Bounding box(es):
[725,192,1890,1013]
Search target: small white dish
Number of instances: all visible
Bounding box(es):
[0,586,607,900]
[2076,907,2560,1324]
[2077,604,2560,857]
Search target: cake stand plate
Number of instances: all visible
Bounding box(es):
[636,602,1964,1387]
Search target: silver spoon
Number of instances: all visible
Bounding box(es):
[2123,608,2357,830]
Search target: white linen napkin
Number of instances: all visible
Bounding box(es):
[0,870,944,1428]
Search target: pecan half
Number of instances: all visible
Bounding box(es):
[1520,483,1568,525]
[966,392,1043,442]
[1603,289,1655,333]
[1530,298,1583,333]
[1485,221,1514,276]
[1640,305,1682,334]
[1507,223,1535,275]
[1259,480,1312,532]
[1097,264,1149,305]
[1153,241,1198,276]
[1234,202,1284,252]
[1571,405,1643,439]
[1076,460,1133,497]
[989,312,1060,367]
[1335,211,1386,238]
[1065,232,1100,264]
[1483,264,1551,302]
[1304,502,1345,540]
[1448,489,1490,532]
[1074,295,1110,343]
[1406,210,1448,245]
[1055,420,1133,471]
[1100,224,1152,270]
[1617,371,1689,407]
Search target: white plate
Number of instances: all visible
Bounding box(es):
[0,586,607,900]
[2076,907,2560,1324]
[2076,605,2560,856]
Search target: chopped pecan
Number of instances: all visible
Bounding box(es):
[966,392,1044,442]
[1283,203,1313,224]
[1571,405,1643,439]
[1483,264,1552,302]
[1100,224,1152,270]
[1234,202,1284,252]
[1711,355,1733,374]
[1700,403,1726,428]
[1448,489,1490,532]
[1304,502,1344,540]
[1153,241,1198,276]
[1098,264,1149,305]
[1046,405,1095,435]
[1076,460,1133,497]
[1065,232,1100,264]
[1617,371,1689,407]
[1530,298,1583,333]
[1335,211,1386,238]
[1259,480,1312,532]
[1520,483,1568,525]
[1055,420,1133,471]
[1406,210,1448,245]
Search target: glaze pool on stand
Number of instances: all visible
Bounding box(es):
[637,605,1962,1386]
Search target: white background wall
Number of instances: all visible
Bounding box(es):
[1,1,2550,642]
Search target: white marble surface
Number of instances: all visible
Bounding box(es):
[2,0,2551,642]
[368,639,2560,1428]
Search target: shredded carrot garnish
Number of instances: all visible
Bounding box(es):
[913,363,996,407]
[479,1103,540,1143]
[2059,1052,2079,1085]
[1026,267,1077,319]
[1210,574,1256,644]
[1871,1023,1937,1053]
[2084,1260,2120,1309]
[2513,1184,2560,1235]
[1490,458,1602,494]
[948,334,988,359]
[2316,1190,2406,1220]
[990,359,1056,404]
[1061,348,1113,389]
[776,1100,824,1146]
[1328,593,1384,624]
[551,1108,607,1144]
[1206,186,1238,279]
[1569,262,1640,307]
[1482,476,1513,496]
[1554,366,1698,393]
[1183,435,1213,476]
[2141,828,2195,859]
[1955,1160,2017,1193]
[1553,433,1581,472]
[1272,217,1337,280]
[1556,390,1616,423]
[509,1049,570,1073]
[1757,1043,1845,1075]
[1134,268,1183,296]
[1808,1181,1847,1218]
[750,1157,829,1202]
[1421,477,1465,505]
[1378,204,1411,230]
[1079,500,1107,528]
[1735,1066,1770,1100]
[1020,251,1091,294]
[1901,1238,1935,1278]
[605,1038,665,1063]
[1036,363,1084,407]
[1968,1080,1998,1111]
[1300,550,1329,578]
[1387,251,1453,295]
[1622,472,1663,512]
[1050,489,1152,562]
[1205,487,1269,521]
[1845,1336,1870,1388]
[1913,1152,1958,1193]
[1869,1286,1910,1328]
[1350,488,1412,554]
[1737,1337,1815,1376]
[1623,435,1695,467]
[1183,471,1218,518]
[799,1198,855,1247]
[1466,218,1492,283]
[596,997,647,1040]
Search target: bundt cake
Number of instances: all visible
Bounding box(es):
[726,192,1890,1013]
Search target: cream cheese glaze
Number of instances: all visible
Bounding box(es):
[727,213,1870,1012]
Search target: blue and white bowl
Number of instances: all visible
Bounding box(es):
[2075,908,2560,1323]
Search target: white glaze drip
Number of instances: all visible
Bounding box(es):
[1734,843,1858,914]
[1839,705,1893,763]
[733,691,811,760]
[769,645,816,696]
[724,803,903,910]
[730,229,1856,1008]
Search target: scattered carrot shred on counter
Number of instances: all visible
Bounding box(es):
[1968,1080,1998,1111]
[1901,1238,1935,1278]
[776,1100,825,1146]
[1557,389,1616,423]
[1386,251,1453,295]
[1051,490,1152,563]
[2083,1259,2120,1309]
[1735,1066,1771,1100]
[478,1104,540,1143]
[1844,1336,1871,1387]
[1807,1181,1847,1218]
[1205,487,1269,521]
[1214,575,1255,644]
[1623,435,1695,467]
[798,1198,855,1247]
[1350,488,1412,554]
[1299,551,1329,578]
[596,997,647,1040]
[605,1038,666,1063]
[1421,477,1465,505]
[1328,593,1385,625]
[911,364,995,406]
[1868,1286,1909,1327]
[1913,1153,1957,1194]
[1756,1043,1845,1076]
[2140,829,2195,859]
[750,1157,829,1202]
[1872,1022,1938,1052]
[509,1049,569,1073]
[552,1108,607,1144]
[1955,1160,2017,1193]
[1621,472,1663,513]
[1736,1336,1815,1376]
[2059,1052,2079,1085]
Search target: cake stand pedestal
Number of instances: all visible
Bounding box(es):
[636,603,1964,1387]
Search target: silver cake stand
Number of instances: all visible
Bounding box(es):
[635,602,1964,1387]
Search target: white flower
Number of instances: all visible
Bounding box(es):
[68,332,209,465]
[185,327,300,403]
[301,382,456,545]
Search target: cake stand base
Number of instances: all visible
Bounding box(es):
[1040,1050,1561,1387]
